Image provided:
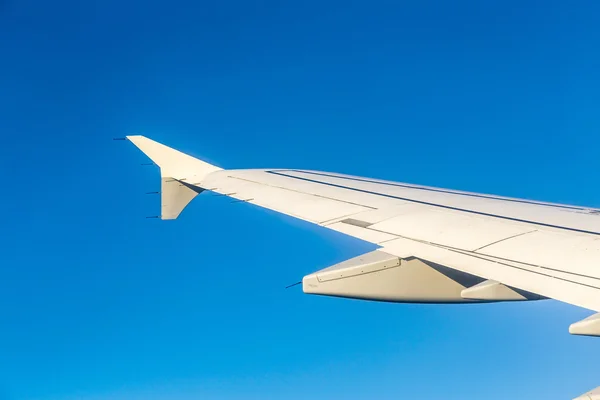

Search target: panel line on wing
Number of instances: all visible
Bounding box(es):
[227,175,377,210]
[281,170,592,212]
[471,230,538,252]
[446,247,600,290]
[267,171,600,236]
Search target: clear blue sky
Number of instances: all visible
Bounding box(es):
[1,1,600,399]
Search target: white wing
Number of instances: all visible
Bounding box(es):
[126,136,600,337]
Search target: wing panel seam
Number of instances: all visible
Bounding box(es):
[227,175,377,210]
[267,171,600,236]
[282,170,591,211]
[472,230,538,252]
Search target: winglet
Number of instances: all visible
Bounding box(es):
[126,135,222,220]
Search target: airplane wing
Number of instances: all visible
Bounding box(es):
[125,135,600,337]
[576,386,600,400]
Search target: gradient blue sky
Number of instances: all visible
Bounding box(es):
[1,1,600,399]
